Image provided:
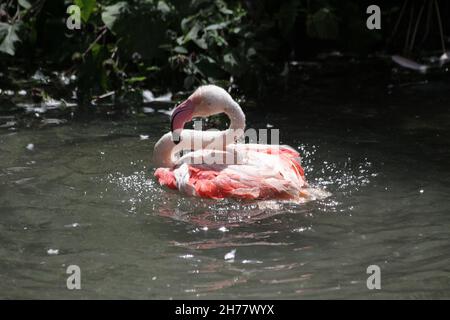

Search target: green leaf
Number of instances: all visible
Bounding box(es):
[0,22,22,56]
[74,0,97,23]
[219,7,233,15]
[204,21,229,31]
[102,2,127,31]
[193,38,207,50]
[90,43,101,59]
[209,31,228,46]
[223,53,237,67]
[125,76,147,83]
[18,0,31,9]
[185,23,201,41]
[183,22,207,49]
[217,2,233,15]
[181,16,196,33]
[157,1,171,14]
[173,46,188,54]
[146,66,161,72]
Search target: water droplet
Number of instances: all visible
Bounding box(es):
[224,249,236,261]
[47,249,59,255]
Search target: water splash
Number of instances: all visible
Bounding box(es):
[102,146,374,228]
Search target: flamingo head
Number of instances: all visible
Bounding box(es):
[170,98,194,144]
[170,85,232,143]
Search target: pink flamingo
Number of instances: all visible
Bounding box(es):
[153,85,308,200]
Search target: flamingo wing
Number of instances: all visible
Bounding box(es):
[154,145,307,200]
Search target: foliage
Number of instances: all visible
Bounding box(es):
[0,0,443,101]
[0,21,22,55]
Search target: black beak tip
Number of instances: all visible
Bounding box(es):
[171,132,181,144]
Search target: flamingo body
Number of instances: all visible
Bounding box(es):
[155,144,307,200]
[153,85,309,201]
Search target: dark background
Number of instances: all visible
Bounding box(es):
[0,0,449,114]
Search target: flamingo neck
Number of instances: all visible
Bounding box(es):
[220,100,246,147]
[152,130,220,168]
[153,100,246,168]
[153,132,176,168]
[224,100,246,131]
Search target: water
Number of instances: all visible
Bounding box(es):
[1,79,450,299]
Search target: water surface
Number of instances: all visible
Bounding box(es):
[1,79,449,299]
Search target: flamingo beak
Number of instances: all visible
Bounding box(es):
[170,98,194,144]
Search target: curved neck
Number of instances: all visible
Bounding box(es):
[153,132,176,168]
[224,101,246,131]
[152,131,217,168]
[153,101,246,168]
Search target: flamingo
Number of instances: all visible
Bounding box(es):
[153,85,309,200]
